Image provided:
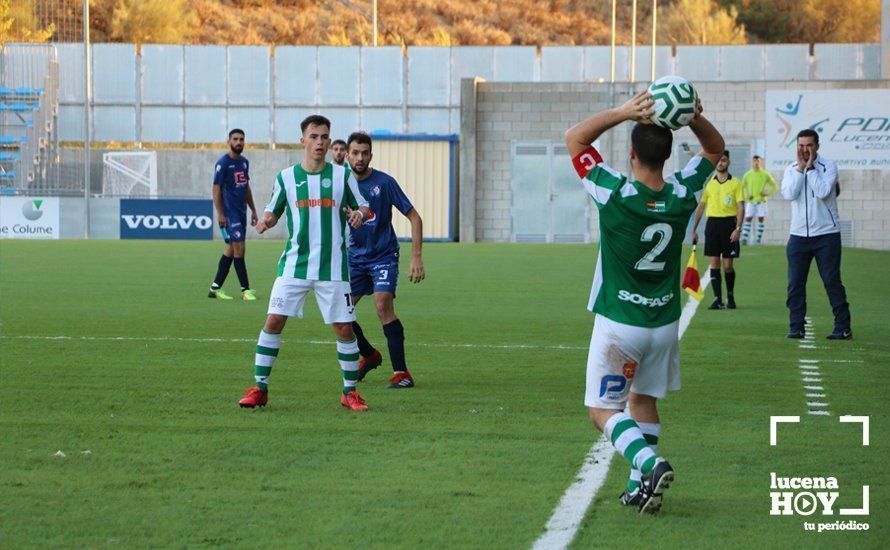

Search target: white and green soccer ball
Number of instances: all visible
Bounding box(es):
[647,75,698,130]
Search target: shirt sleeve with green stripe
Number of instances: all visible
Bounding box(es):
[673,156,715,195]
[266,172,288,217]
[344,170,369,210]
[577,147,627,209]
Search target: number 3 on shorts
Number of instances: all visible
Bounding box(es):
[635,223,672,272]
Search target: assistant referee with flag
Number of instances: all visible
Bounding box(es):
[691,150,744,310]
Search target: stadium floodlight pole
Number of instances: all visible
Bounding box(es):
[609,0,616,82]
[630,0,637,83]
[83,0,92,238]
[651,0,657,81]
[372,0,378,46]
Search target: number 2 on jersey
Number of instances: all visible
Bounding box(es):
[634,223,672,271]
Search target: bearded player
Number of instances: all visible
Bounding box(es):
[345,132,426,389]
[565,90,724,514]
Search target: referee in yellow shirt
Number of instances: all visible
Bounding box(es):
[692,150,745,310]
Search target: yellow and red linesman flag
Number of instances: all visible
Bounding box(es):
[682,246,705,301]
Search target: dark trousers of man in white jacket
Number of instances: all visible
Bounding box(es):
[786,232,851,335]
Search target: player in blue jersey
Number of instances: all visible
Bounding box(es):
[346,132,426,388]
[208,128,259,301]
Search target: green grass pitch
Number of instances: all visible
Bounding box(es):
[1,240,887,548]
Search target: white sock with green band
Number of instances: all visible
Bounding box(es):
[627,422,660,493]
[604,412,659,475]
[337,338,360,394]
[742,220,752,242]
[254,330,281,392]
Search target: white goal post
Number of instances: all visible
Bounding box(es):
[102,151,158,197]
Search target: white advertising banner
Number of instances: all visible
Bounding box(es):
[765,89,890,171]
[0,197,61,239]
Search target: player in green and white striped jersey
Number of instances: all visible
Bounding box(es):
[566,90,725,514]
[238,115,373,412]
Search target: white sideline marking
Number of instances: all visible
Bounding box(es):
[0,334,587,352]
[797,319,832,417]
[530,437,615,550]
[532,271,711,550]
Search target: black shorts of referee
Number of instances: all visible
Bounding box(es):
[705,216,740,258]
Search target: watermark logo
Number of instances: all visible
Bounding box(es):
[769,416,870,532]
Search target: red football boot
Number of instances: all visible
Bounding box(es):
[340,390,369,411]
[387,371,415,389]
[239,386,268,408]
[356,349,383,382]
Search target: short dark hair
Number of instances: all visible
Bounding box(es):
[722,150,730,158]
[752,155,762,160]
[796,129,819,144]
[631,123,672,168]
[300,114,331,134]
[331,139,347,148]
[228,128,245,139]
[347,131,373,152]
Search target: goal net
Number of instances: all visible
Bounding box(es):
[102,152,158,197]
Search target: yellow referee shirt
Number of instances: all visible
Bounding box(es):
[701,175,745,217]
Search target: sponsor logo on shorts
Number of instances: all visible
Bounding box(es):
[270,297,286,310]
[618,290,674,308]
[599,374,628,401]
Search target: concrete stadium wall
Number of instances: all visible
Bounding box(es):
[3,42,880,143]
[461,79,890,250]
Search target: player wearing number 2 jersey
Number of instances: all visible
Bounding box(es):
[565,90,724,514]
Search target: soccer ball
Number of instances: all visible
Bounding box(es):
[647,76,698,130]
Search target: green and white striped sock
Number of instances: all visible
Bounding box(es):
[742,220,752,242]
[338,338,360,394]
[254,330,281,392]
[604,412,658,475]
[756,222,765,244]
[627,422,660,493]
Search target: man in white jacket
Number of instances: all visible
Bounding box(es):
[781,129,852,340]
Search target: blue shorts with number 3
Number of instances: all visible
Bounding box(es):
[350,259,399,297]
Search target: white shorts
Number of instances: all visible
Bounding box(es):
[584,315,680,409]
[267,277,355,324]
[744,202,767,219]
